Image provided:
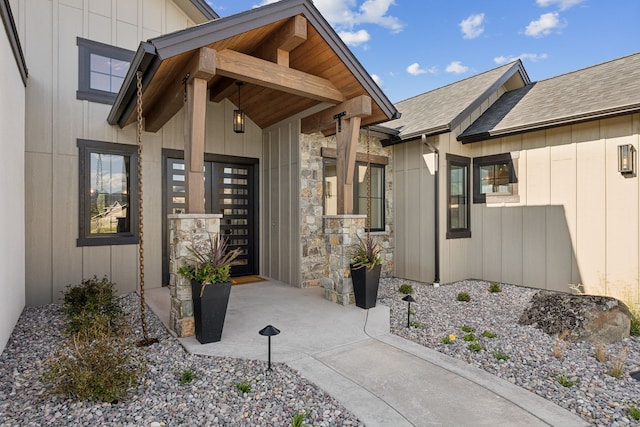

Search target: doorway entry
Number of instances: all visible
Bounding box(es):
[162,151,259,285]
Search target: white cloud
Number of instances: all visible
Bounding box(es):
[459,13,485,39]
[406,63,427,76]
[445,61,469,74]
[371,74,383,87]
[525,12,563,37]
[494,53,549,64]
[339,29,371,46]
[536,0,584,11]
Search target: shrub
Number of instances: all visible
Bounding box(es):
[63,276,123,335]
[457,292,471,302]
[43,331,144,402]
[459,325,475,333]
[493,351,510,361]
[462,333,476,342]
[481,330,496,339]
[488,282,502,293]
[398,284,414,294]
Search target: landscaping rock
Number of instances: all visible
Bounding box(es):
[518,290,631,343]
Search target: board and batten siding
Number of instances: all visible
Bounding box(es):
[395,113,640,302]
[261,119,301,285]
[0,3,26,351]
[15,0,263,305]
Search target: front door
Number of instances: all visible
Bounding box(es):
[163,154,258,285]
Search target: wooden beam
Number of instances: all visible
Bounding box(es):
[209,77,238,103]
[321,147,389,165]
[336,116,362,214]
[184,77,207,214]
[214,49,344,104]
[252,15,307,66]
[145,47,217,133]
[301,95,371,134]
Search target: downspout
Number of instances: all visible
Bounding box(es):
[422,134,440,286]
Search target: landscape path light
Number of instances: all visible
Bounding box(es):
[402,294,416,328]
[259,324,280,370]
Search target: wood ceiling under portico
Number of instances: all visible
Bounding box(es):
[116,5,396,135]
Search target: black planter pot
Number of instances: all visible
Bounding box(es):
[191,280,232,344]
[350,264,382,309]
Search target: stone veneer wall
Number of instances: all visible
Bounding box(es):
[299,131,394,289]
[168,214,222,337]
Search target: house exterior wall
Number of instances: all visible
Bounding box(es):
[395,108,640,302]
[15,0,262,305]
[0,2,26,351]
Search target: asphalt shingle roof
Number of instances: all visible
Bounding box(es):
[385,61,526,140]
[459,52,640,142]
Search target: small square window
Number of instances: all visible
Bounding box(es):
[473,153,518,203]
[77,139,139,246]
[77,38,134,105]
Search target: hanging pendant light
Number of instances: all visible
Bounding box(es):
[233,82,245,134]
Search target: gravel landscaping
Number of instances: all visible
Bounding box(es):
[380,278,640,426]
[0,293,361,427]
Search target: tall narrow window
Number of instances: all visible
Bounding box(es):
[323,159,386,231]
[78,139,138,246]
[446,154,471,239]
[77,38,134,104]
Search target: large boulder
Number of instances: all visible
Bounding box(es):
[519,291,631,343]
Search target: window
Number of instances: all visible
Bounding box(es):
[447,154,471,239]
[77,38,134,104]
[77,139,138,246]
[323,159,386,231]
[473,153,518,203]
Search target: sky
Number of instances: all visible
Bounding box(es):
[205,0,640,103]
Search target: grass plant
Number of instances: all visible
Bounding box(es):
[457,292,471,302]
[459,325,475,333]
[179,368,196,385]
[628,405,640,421]
[488,282,502,293]
[235,379,252,394]
[468,342,483,352]
[594,341,607,363]
[398,284,414,295]
[552,330,570,359]
[481,330,496,338]
[609,348,629,379]
[555,375,574,388]
[492,351,510,361]
[462,333,476,342]
[291,411,307,427]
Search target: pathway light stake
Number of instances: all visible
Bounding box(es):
[402,294,416,328]
[259,325,280,370]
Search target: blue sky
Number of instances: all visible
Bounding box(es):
[206,0,639,103]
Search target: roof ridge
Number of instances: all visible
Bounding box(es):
[396,60,520,105]
[535,51,640,84]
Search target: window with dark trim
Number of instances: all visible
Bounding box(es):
[446,154,471,239]
[473,153,518,204]
[77,38,134,104]
[323,159,386,231]
[77,139,138,246]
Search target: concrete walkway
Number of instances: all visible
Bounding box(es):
[145,279,588,427]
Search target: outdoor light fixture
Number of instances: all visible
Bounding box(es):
[233,82,245,134]
[259,324,280,370]
[618,144,635,175]
[402,294,416,328]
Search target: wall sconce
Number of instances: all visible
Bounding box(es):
[618,144,635,175]
[233,82,245,134]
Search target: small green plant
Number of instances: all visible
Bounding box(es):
[291,411,307,427]
[235,379,252,394]
[62,276,123,335]
[398,284,414,294]
[555,375,574,388]
[179,368,196,385]
[409,321,424,330]
[488,282,502,293]
[609,348,629,379]
[628,405,640,421]
[409,309,415,315]
[457,292,471,302]
[462,333,476,342]
[468,342,483,352]
[629,304,640,336]
[493,351,510,361]
[459,325,475,333]
[441,334,456,344]
[481,330,496,338]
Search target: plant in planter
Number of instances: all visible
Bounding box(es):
[178,233,242,344]
[349,234,382,309]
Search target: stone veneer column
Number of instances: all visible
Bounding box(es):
[168,213,222,337]
[322,215,366,305]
